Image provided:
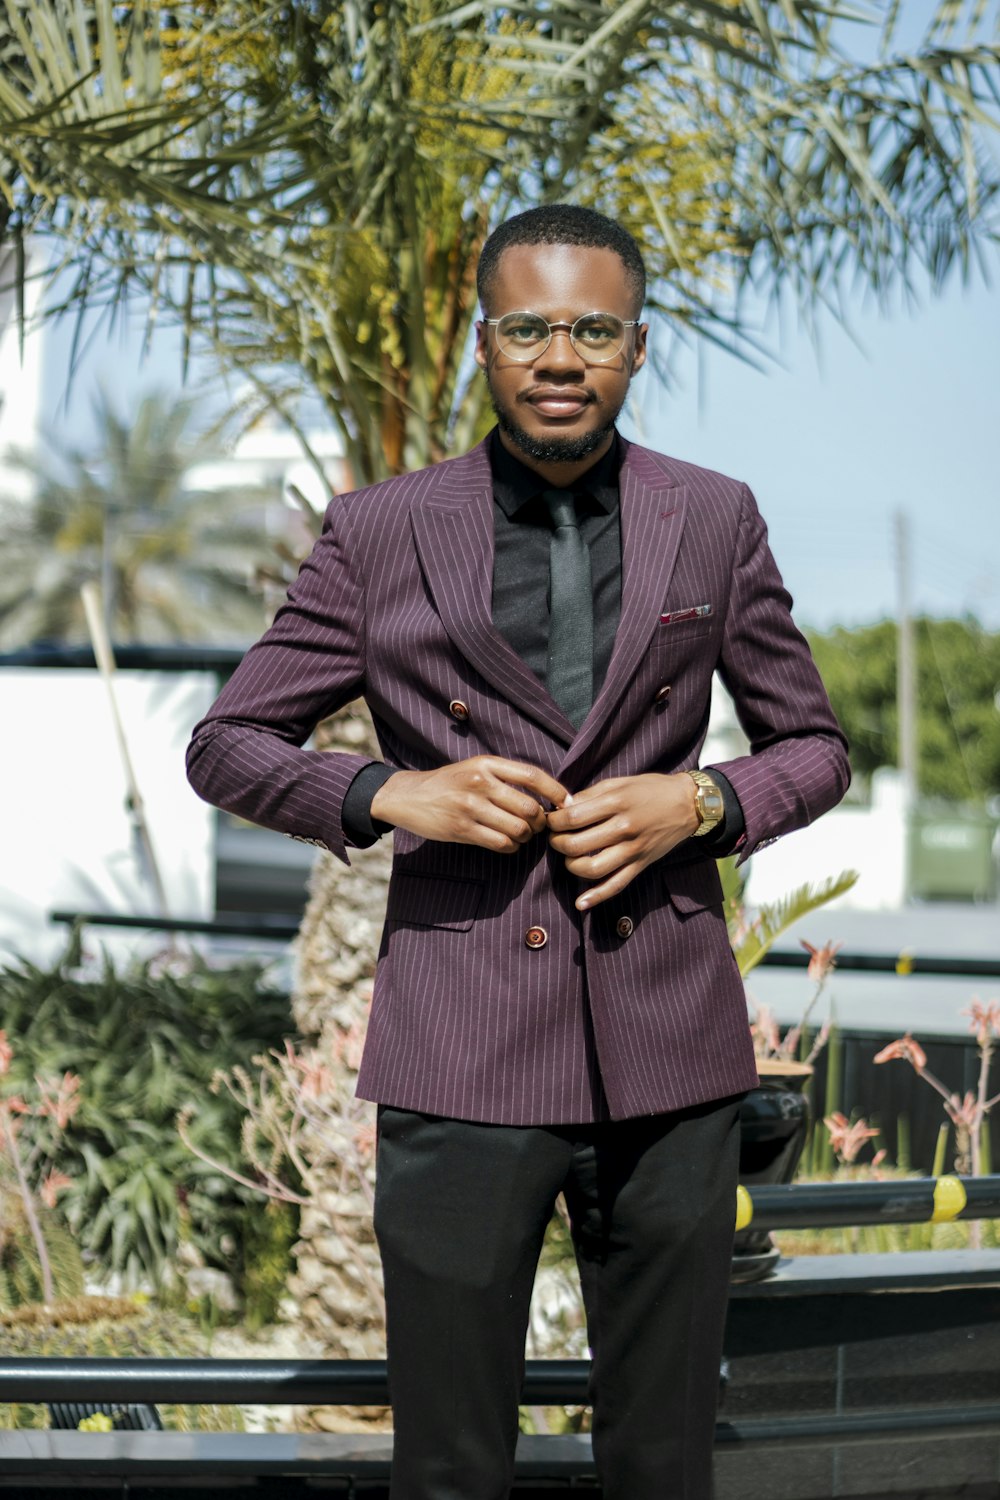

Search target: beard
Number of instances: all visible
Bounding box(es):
[486,377,621,466]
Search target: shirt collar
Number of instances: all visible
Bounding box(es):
[488,427,622,520]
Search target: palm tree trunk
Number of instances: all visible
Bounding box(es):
[288,702,392,1430]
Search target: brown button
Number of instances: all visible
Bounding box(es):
[448,699,470,722]
[616,915,634,939]
[653,684,672,705]
[525,926,548,949]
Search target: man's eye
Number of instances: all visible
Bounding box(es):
[576,320,618,343]
[507,322,545,342]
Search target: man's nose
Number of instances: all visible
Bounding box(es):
[534,325,586,375]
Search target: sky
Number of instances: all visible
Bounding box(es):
[37,259,999,637]
[622,274,1000,633]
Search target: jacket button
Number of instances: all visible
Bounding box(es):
[448,699,470,722]
[525,926,548,949]
[616,915,634,939]
[653,684,672,705]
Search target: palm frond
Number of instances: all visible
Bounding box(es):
[734,870,860,978]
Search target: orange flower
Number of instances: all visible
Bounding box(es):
[873,1034,928,1072]
[40,1169,73,1209]
[824,1111,880,1164]
[283,1042,333,1101]
[36,1072,82,1130]
[947,1090,979,1130]
[801,940,841,984]
[0,1032,12,1075]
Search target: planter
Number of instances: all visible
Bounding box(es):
[732,1059,813,1283]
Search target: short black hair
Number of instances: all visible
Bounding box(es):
[477,204,646,315]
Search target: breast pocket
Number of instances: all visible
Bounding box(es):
[385,872,485,932]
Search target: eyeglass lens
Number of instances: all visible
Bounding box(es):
[495,312,627,362]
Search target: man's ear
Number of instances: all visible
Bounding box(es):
[631,322,649,376]
[473,321,488,370]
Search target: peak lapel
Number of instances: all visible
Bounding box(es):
[559,447,689,775]
[409,452,575,745]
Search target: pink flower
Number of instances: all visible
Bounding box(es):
[749,1003,781,1056]
[824,1111,880,1164]
[283,1042,333,1101]
[964,1000,1000,1047]
[0,1032,12,1075]
[40,1169,73,1209]
[35,1072,82,1130]
[801,940,842,984]
[946,1090,979,1130]
[873,1034,928,1072]
[0,1096,31,1136]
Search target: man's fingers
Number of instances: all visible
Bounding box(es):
[549,819,631,858]
[547,791,619,833]
[487,759,569,810]
[485,778,550,835]
[575,864,640,910]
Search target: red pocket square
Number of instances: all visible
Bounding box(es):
[660,604,713,625]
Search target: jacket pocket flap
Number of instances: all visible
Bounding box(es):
[663,860,724,915]
[387,873,485,931]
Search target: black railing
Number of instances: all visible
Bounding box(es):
[1,1360,999,1448]
[47,908,1000,977]
[738,1173,1000,1230]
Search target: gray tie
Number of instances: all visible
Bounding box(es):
[542,489,593,728]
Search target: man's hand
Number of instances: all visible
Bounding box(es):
[547,773,700,910]
[371,757,569,854]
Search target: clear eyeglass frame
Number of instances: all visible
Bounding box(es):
[482,310,641,364]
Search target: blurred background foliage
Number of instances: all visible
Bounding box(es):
[808,618,1000,802]
[0,390,274,648]
[0,929,297,1323]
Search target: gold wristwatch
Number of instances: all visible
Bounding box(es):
[687,770,725,837]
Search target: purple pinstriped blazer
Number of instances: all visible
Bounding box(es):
[187,435,850,1125]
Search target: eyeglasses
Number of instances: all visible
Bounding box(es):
[482,311,640,364]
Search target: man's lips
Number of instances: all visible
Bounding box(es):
[523,389,594,418]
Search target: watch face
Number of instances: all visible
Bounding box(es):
[696,786,724,827]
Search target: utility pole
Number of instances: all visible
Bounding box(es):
[894,510,918,805]
[895,510,917,903]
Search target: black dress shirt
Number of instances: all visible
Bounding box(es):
[342,430,743,848]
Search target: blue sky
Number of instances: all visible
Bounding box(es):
[621,274,999,632]
[41,265,998,637]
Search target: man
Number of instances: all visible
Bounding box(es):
[187,204,849,1499]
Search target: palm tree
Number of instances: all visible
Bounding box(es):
[0,390,275,647]
[1,1,997,485]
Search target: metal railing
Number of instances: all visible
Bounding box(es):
[47,908,1000,977]
[736,1172,1000,1232]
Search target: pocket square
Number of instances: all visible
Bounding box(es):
[660,604,713,626]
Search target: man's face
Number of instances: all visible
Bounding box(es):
[474,243,647,469]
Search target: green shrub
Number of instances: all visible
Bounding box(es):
[0,1198,86,1310]
[0,930,294,1300]
[239,1199,299,1333]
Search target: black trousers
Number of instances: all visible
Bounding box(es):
[373,1095,742,1500]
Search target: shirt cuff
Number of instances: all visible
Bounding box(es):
[342,762,397,845]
